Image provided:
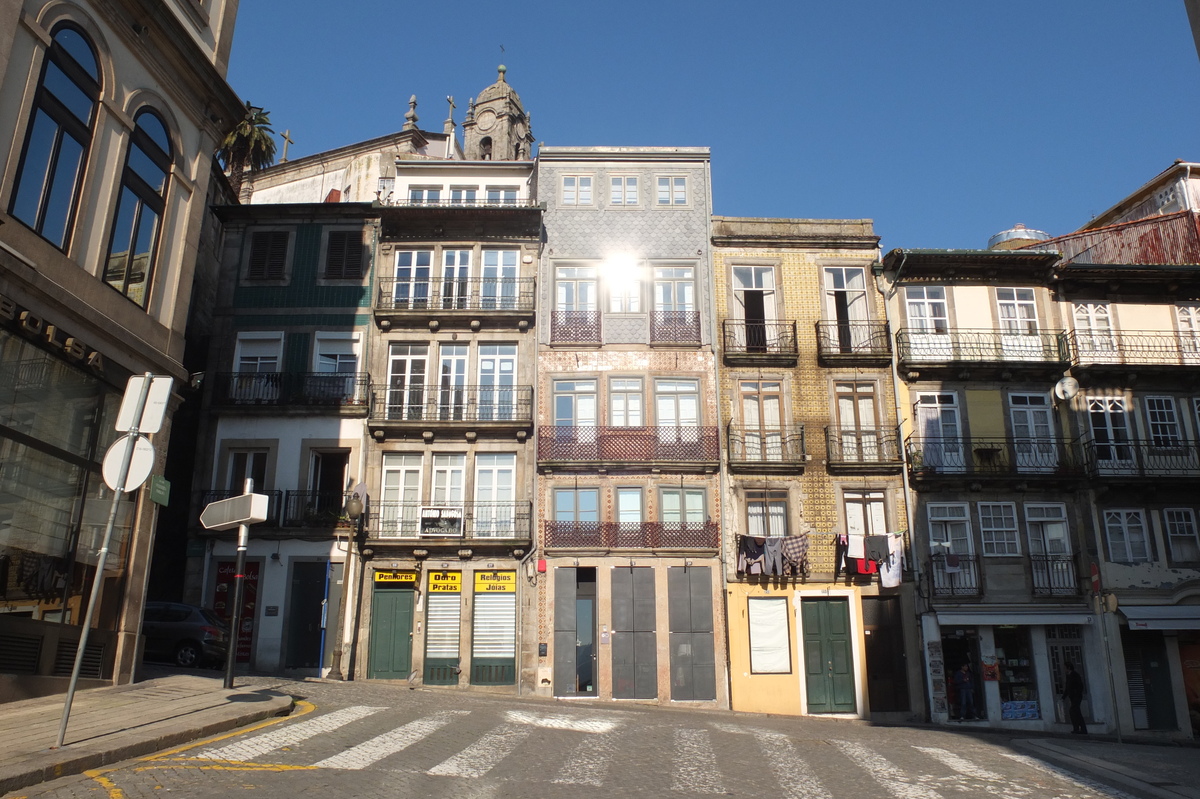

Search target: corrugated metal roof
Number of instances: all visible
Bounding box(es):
[1026,211,1200,266]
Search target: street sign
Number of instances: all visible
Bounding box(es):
[102,434,155,492]
[1090,561,1101,594]
[115,375,173,434]
[200,493,270,531]
[149,475,171,506]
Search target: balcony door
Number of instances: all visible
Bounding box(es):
[556,266,597,312]
[233,334,282,402]
[997,288,1040,360]
[741,381,783,460]
[478,344,516,421]
[380,453,421,537]
[308,451,348,523]
[732,265,776,352]
[1074,302,1117,362]
[482,250,518,310]
[655,379,699,451]
[904,286,951,360]
[314,335,358,403]
[915,393,963,471]
[823,266,868,352]
[553,380,597,447]
[387,343,428,420]
[1027,504,1073,593]
[836,382,878,462]
[437,344,468,420]
[474,453,515,537]
[1010,393,1056,472]
[441,249,470,310]
[1088,397,1134,473]
[393,250,432,309]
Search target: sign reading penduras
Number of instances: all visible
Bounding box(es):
[373,570,418,584]
[428,571,463,592]
[474,571,517,592]
[0,292,106,374]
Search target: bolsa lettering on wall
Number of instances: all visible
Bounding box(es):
[0,293,106,373]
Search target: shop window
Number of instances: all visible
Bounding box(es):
[747,597,790,673]
[994,627,1040,720]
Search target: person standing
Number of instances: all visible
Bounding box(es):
[1063,662,1087,734]
[954,662,977,720]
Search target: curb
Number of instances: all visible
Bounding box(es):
[1011,739,1200,799]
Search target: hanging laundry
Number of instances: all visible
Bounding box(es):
[835,534,848,578]
[763,537,784,575]
[741,535,766,575]
[781,532,810,577]
[881,534,905,588]
[865,534,889,564]
[944,552,961,573]
[847,532,866,559]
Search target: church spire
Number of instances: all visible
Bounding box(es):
[461,66,534,161]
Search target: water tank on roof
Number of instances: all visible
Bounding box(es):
[988,223,1051,250]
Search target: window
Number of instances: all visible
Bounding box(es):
[616,488,643,523]
[313,334,358,398]
[380,453,421,536]
[610,176,638,206]
[555,266,597,311]
[653,266,695,312]
[979,502,1020,555]
[246,231,289,280]
[431,454,465,505]
[823,266,868,325]
[555,488,599,522]
[377,177,395,202]
[408,186,441,204]
[104,110,171,307]
[474,453,515,537]
[740,380,783,459]
[609,272,642,313]
[1089,397,1133,466]
[1178,305,1200,357]
[553,380,597,427]
[1026,504,1070,556]
[996,288,1038,334]
[904,286,948,333]
[928,503,971,554]
[609,379,643,426]
[393,250,432,308]
[661,487,706,526]
[655,379,700,431]
[450,185,477,204]
[845,490,887,542]
[731,266,777,349]
[227,450,268,492]
[1075,302,1115,355]
[836,382,879,461]
[231,333,282,402]
[10,25,99,249]
[747,597,791,674]
[562,175,592,206]
[747,491,787,537]
[1165,508,1200,562]
[324,230,363,279]
[486,186,517,205]
[1104,509,1151,563]
[1145,396,1182,448]
[656,176,687,206]
[386,343,428,420]
[481,249,518,309]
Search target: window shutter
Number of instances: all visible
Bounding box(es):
[326,231,363,279]
[247,231,288,279]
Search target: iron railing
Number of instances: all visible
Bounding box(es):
[544,520,719,549]
[816,321,891,359]
[368,385,533,424]
[375,277,535,313]
[199,489,283,527]
[905,436,1085,477]
[370,501,532,540]
[725,424,805,466]
[1068,329,1200,367]
[282,491,355,528]
[650,311,701,344]
[1080,437,1200,478]
[1030,554,1079,596]
[825,427,903,465]
[722,321,798,360]
[214,372,370,407]
[550,310,601,343]
[930,553,980,596]
[896,328,1068,364]
[385,197,537,208]
[538,425,720,463]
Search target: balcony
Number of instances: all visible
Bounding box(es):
[367,386,533,433]
[1081,438,1200,480]
[816,321,891,365]
[930,553,980,597]
[649,311,701,346]
[550,310,601,345]
[213,372,370,409]
[905,436,1085,483]
[544,520,719,550]
[282,491,355,528]
[388,197,539,208]
[198,489,283,527]
[1030,554,1079,596]
[1068,330,1200,370]
[537,425,720,472]
[370,501,532,543]
[722,321,798,365]
[896,329,1068,376]
[825,427,903,472]
[725,424,806,474]
[374,278,535,328]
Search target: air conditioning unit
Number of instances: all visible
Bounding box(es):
[420,505,463,537]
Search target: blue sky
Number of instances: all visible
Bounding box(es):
[226,1,1200,250]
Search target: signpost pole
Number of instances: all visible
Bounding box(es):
[223,478,254,690]
[55,373,153,749]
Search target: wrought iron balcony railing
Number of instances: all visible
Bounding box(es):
[368,385,533,425]
[369,501,532,540]
[725,424,805,468]
[282,491,355,528]
[930,553,980,596]
[214,372,370,407]
[896,328,1068,365]
[1080,437,1200,478]
[905,436,1085,477]
[650,310,701,344]
[825,427,903,466]
[1068,330,1200,368]
[816,321,891,360]
[538,425,720,463]
[722,320,798,361]
[544,520,719,549]
[375,277,535,313]
[550,310,601,343]
[385,197,537,208]
[198,489,283,527]
[1030,554,1079,596]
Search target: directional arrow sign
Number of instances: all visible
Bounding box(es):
[200,493,270,531]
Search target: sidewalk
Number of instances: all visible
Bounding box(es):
[0,674,294,795]
[1012,737,1200,799]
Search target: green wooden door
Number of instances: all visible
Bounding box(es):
[368,585,414,679]
[802,598,856,713]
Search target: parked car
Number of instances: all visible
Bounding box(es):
[142,602,229,668]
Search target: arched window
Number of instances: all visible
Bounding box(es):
[104,110,171,307]
[9,24,100,249]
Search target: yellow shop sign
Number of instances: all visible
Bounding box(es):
[474,571,516,592]
[373,570,418,584]
[428,571,462,592]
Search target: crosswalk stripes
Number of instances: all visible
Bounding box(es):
[313,710,471,770]
[196,705,386,762]
[752,730,833,799]
[426,723,532,778]
[999,752,1141,799]
[831,739,945,799]
[671,728,725,794]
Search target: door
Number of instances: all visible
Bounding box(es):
[905,286,951,360]
[233,335,281,402]
[393,250,431,308]
[553,380,597,452]
[313,336,358,402]
[554,567,597,696]
[285,561,327,670]
[997,288,1041,359]
[655,379,700,454]
[741,381,783,460]
[915,393,963,471]
[732,266,776,351]
[387,343,428,420]
[1075,302,1117,362]
[380,453,421,537]
[473,453,515,537]
[368,583,414,679]
[612,566,657,699]
[1123,631,1178,730]
[1010,394,1056,472]
[1088,397,1134,472]
[478,344,516,421]
[836,382,878,462]
[802,598,856,713]
[482,250,518,309]
[1047,625,1087,724]
[308,451,348,523]
[437,344,468,420]
[441,249,470,309]
[668,567,716,701]
[824,266,869,352]
[863,597,910,712]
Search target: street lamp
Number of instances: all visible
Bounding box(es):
[330,490,368,680]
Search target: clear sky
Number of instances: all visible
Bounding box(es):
[225,1,1200,251]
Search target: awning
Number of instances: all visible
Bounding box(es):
[935,610,1094,626]
[1120,606,1200,631]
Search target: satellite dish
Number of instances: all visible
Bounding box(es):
[1054,376,1080,401]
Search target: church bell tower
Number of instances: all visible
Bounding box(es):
[462,65,534,161]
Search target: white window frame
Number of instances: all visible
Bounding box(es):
[408,185,442,204]
[486,185,519,205]
[978,502,1020,556]
[234,331,283,373]
[610,175,639,206]
[904,286,949,332]
[313,332,360,372]
[928,503,972,555]
[746,490,788,538]
[1144,396,1182,449]
[1164,507,1200,562]
[449,185,478,204]
[561,175,593,206]
[656,175,687,206]
[1025,503,1070,556]
[747,597,791,674]
[996,287,1039,334]
[1103,509,1151,564]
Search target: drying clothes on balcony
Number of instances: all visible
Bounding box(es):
[763,537,784,575]
[738,535,766,575]
[881,534,905,588]
[865,534,890,564]
[944,552,961,573]
[846,556,878,575]
[781,532,810,577]
[847,532,866,559]
[835,534,848,578]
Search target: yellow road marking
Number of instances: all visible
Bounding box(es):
[133,762,318,773]
[141,699,313,760]
[83,769,125,799]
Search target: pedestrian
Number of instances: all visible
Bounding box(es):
[1063,662,1086,734]
[953,662,977,720]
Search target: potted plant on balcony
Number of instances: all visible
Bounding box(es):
[909,450,936,477]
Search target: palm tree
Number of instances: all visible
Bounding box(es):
[216,101,277,199]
